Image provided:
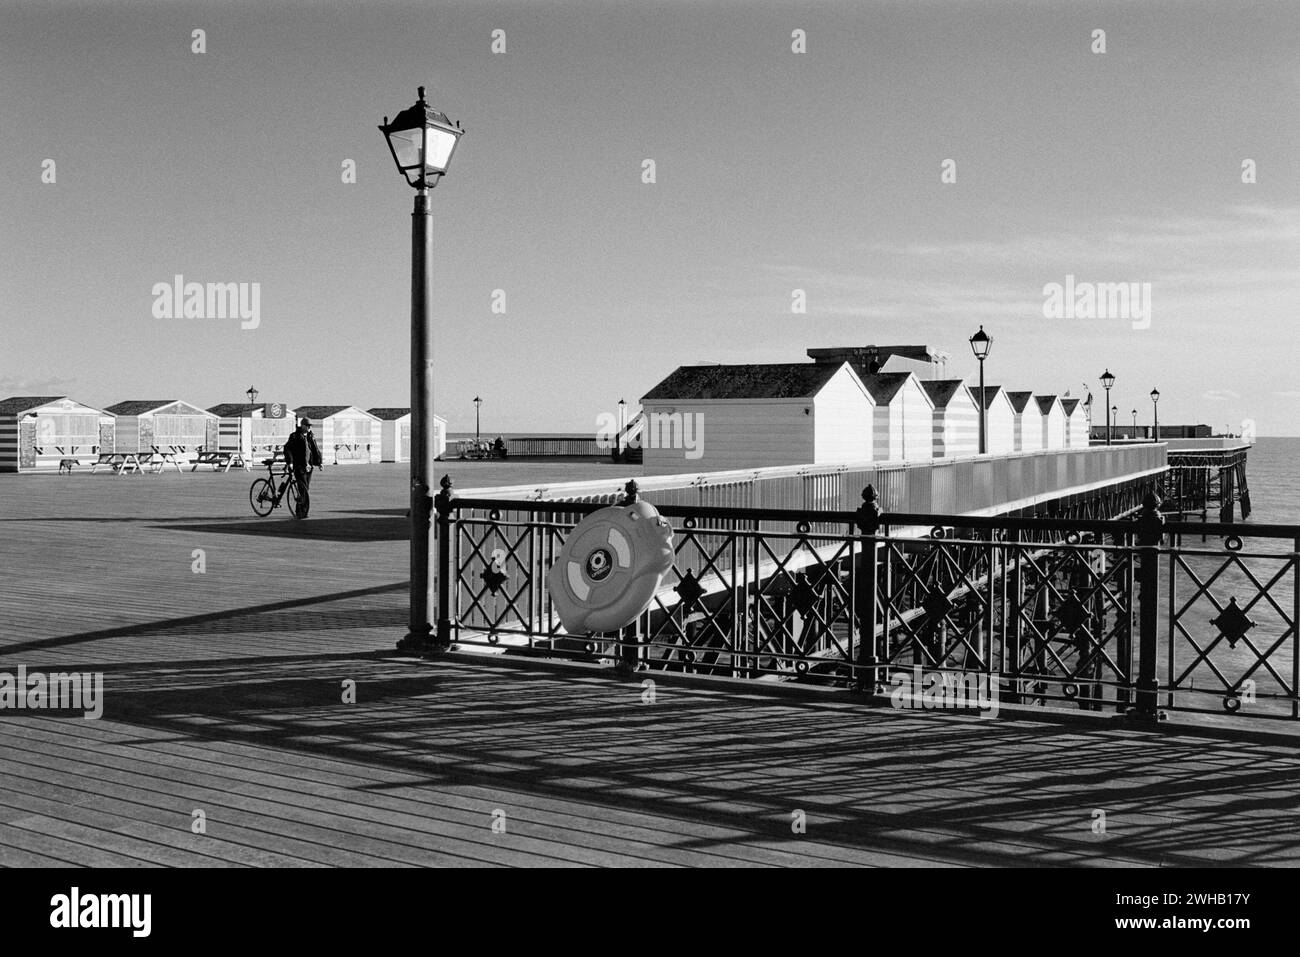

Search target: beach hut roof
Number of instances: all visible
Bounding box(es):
[643,362,847,401]
[1035,395,1060,414]
[970,385,1005,410]
[1060,397,1081,415]
[207,402,266,417]
[1005,391,1035,413]
[859,372,921,405]
[367,407,410,420]
[294,405,381,420]
[0,396,67,415]
[919,379,968,409]
[104,400,180,415]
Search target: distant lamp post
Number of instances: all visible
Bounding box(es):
[969,326,992,454]
[1150,388,1160,441]
[246,386,258,406]
[616,398,627,459]
[1100,369,1116,445]
[1112,405,1119,442]
[380,86,465,652]
[473,396,483,442]
[1131,408,1138,437]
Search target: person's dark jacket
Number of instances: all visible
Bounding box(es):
[284,430,322,470]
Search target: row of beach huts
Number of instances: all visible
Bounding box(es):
[637,345,1096,474]
[0,397,448,473]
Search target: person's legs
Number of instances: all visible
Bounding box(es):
[294,468,311,517]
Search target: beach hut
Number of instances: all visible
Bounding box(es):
[104,400,218,465]
[0,396,115,472]
[920,380,980,459]
[208,402,297,462]
[861,372,934,462]
[1061,398,1090,448]
[367,408,447,463]
[1036,396,1067,449]
[970,386,1017,455]
[1006,392,1041,453]
[639,360,874,474]
[293,406,382,465]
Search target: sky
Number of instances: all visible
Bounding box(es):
[1,0,1298,435]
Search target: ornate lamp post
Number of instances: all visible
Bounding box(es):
[616,398,627,459]
[379,87,464,651]
[969,326,992,454]
[1100,369,1116,445]
[246,386,258,406]
[473,395,483,443]
[1150,388,1160,441]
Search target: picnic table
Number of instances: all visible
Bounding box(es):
[147,449,184,474]
[90,453,147,475]
[191,450,248,473]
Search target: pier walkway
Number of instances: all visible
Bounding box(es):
[2,469,1299,867]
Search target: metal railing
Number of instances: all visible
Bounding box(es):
[421,477,1297,724]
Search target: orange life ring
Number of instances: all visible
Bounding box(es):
[547,500,675,634]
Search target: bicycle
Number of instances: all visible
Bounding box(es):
[249,458,303,518]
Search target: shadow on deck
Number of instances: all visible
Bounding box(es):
[5,655,1296,867]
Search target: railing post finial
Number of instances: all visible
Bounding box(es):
[434,473,455,515]
[856,484,882,535]
[1137,487,1164,547]
[622,479,639,504]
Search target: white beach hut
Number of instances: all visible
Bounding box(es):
[920,380,980,459]
[208,402,297,462]
[861,372,935,463]
[1036,395,1067,450]
[971,386,1017,455]
[1006,392,1041,453]
[0,396,114,472]
[1061,397,1090,448]
[639,360,874,474]
[104,400,218,466]
[367,408,447,463]
[294,406,382,465]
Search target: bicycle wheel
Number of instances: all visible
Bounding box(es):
[285,479,303,519]
[249,478,275,517]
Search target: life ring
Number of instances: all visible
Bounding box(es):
[546,500,675,634]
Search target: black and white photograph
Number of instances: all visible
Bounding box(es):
[0,0,1294,933]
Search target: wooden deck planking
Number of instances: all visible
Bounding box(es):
[4,467,1300,867]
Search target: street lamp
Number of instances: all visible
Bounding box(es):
[1150,388,1160,441]
[246,386,258,406]
[969,326,992,454]
[1131,408,1138,437]
[473,395,483,442]
[1100,369,1116,445]
[380,86,465,653]
[617,398,627,459]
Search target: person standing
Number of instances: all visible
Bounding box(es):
[283,418,323,517]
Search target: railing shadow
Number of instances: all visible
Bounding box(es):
[78,657,1300,867]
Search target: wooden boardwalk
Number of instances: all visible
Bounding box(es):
[2,467,1300,867]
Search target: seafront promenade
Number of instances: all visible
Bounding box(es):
[2,467,1299,867]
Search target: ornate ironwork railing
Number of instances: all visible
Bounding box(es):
[420,478,1297,723]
